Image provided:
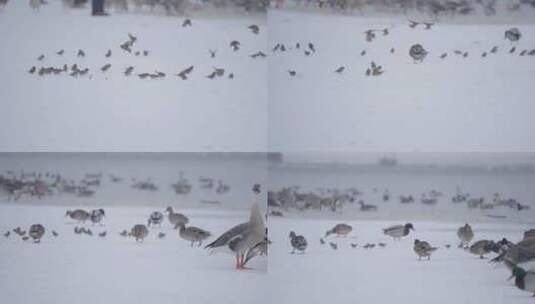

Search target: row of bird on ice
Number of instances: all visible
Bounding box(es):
[2,184,267,270]
[27,21,265,80]
[288,222,535,297]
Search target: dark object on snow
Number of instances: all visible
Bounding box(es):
[92,0,107,16]
[409,44,427,62]
[505,28,521,42]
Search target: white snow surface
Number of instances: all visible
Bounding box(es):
[268,10,535,152]
[0,203,267,304]
[268,217,535,304]
[0,1,267,152]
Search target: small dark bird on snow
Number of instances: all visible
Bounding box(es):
[3,231,9,238]
[206,71,217,79]
[105,49,112,57]
[213,67,224,77]
[101,64,111,72]
[124,66,134,76]
[365,68,371,76]
[250,51,266,58]
[520,50,527,56]
[360,50,366,56]
[143,50,149,56]
[56,49,64,55]
[37,54,44,61]
[77,49,85,57]
[228,73,234,79]
[230,40,240,51]
[28,66,36,74]
[320,238,325,245]
[409,20,419,28]
[280,44,286,52]
[158,232,166,239]
[99,231,107,238]
[463,52,468,58]
[304,50,311,56]
[440,52,448,59]
[138,73,150,79]
[177,65,194,80]
[182,19,192,27]
[288,70,296,77]
[248,24,259,34]
[308,42,315,52]
[390,48,395,53]
[383,28,389,35]
[329,242,338,250]
[481,52,487,58]
[350,243,358,248]
[335,66,345,74]
[490,46,498,54]
[510,46,516,54]
[296,43,300,49]
[52,230,58,237]
[209,50,216,58]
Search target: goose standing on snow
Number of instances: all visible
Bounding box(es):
[29,224,45,243]
[383,223,414,240]
[165,207,189,229]
[178,223,211,247]
[509,265,535,296]
[325,223,352,238]
[289,231,307,254]
[205,184,266,269]
[414,239,438,260]
[457,223,474,248]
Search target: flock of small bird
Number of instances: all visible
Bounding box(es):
[27,21,265,81]
[285,221,535,296]
[277,21,533,79]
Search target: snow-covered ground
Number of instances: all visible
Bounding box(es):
[0,1,267,151]
[268,9,535,152]
[268,217,534,304]
[0,204,267,304]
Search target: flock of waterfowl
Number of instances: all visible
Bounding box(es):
[286,221,535,296]
[27,22,264,81]
[268,185,530,216]
[0,170,231,204]
[2,184,267,270]
[277,22,533,78]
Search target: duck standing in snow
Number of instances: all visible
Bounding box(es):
[165,207,189,229]
[29,224,45,243]
[66,209,90,224]
[289,231,307,254]
[414,239,438,260]
[383,223,414,240]
[129,224,149,242]
[509,265,535,296]
[409,44,427,63]
[178,223,211,247]
[457,223,474,248]
[147,211,164,227]
[325,223,352,238]
[469,240,496,258]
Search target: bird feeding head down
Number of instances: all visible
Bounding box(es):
[405,223,415,231]
[253,184,261,194]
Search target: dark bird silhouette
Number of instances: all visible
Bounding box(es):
[124,66,134,76]
[308,42,315,52]
[37,54,44,61]
[490,46,498,54]
[230,40,240,51]
[128,33,137,43]
[439,52,447,59]
[280,44,286,52]
[510,46,516,54]
[77,49,85,57]
[365,68,371,76]
[52,230,58,237]
[248,24,259,34]
[98,231,107,238]
[182,19,192,27]
[135,51,140,56]
[409,20,419,28]
[423,22,434,30]
[209,50,216,58]
[206,71,217,79]
[304,50,311,56]
[272,43,280,52]
[329,242,338,250]
[335,66,344,74]
[481,52,487,58]
[463,52,468,58]
[390,48,395,53]
[105,49,112,57]
[360,50,366,56]
[143,50,149,56]
[520,50,527,56]
[213,67,224,77]
[120,41,132,53]
[296,42,300,49]
[28,66,36,74]
[100,64,111,72]
[228,73,234,79]
[138,73,150,79]
[177,65,193,80]
[383,28,389,35]
[56,49,64,55]
[250,51,266,58]
[288,70,296,77]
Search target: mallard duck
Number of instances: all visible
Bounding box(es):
[414,239,437,260]
[178,223,211,247]
[325,223,352,238]
[509,265,535,296]
[457,223,474,248]
[383,223,414,240]
[289,231,307,254]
